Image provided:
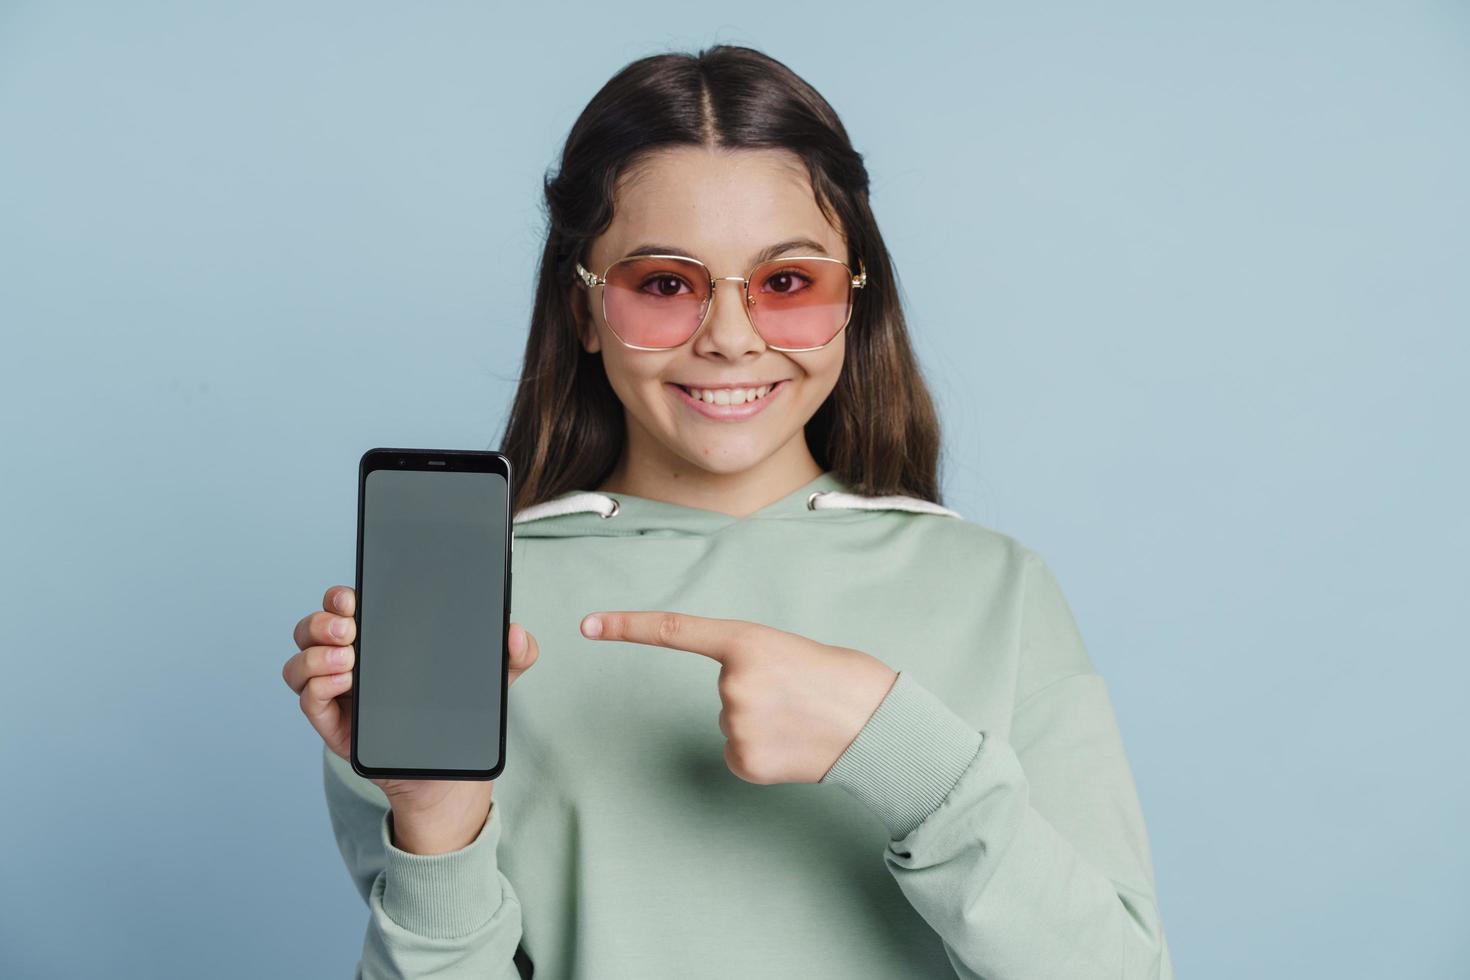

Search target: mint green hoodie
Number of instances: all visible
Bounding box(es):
[323,470,1174,979]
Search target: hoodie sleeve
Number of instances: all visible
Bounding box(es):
[819,549,1174,979]
[321,746,529,979]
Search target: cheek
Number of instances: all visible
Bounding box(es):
[794,346,845,394]
[601,350,673,405]
[598,347,629,389]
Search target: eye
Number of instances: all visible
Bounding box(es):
[639,274,694,297]
[760,268,815,295]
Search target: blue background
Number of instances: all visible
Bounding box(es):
[2,2,1465,977]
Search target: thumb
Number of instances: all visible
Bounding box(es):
[508,623,539,685]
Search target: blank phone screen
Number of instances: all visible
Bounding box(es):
[355,467,508,773]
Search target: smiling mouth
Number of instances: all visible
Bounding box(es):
[665,379,792,418]
[670,380,786,403]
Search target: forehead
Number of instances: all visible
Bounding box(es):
[599,146,845,264]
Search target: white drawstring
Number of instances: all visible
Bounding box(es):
[513,491,620,524]
[806,489,961,518]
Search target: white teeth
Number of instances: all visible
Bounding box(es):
[686,384,772,406]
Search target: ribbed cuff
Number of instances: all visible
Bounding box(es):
[379,799,504,939]
[819,671,985,840]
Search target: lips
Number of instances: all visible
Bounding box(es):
[667,379,788,420]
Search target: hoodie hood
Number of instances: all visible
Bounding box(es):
[511,470,961,539]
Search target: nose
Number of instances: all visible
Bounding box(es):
[695,276,764,355]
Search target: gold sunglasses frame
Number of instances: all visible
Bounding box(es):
[574,253,867,352]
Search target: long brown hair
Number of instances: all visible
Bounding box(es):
[497,44,946,514]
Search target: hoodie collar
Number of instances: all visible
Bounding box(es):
[512,470,960,538]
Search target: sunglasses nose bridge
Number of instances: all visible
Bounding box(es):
[704,275,756,310]
[690,276,760,349]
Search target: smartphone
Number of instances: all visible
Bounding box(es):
[349,448,513,781]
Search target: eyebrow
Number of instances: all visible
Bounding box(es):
[623,237,830,267]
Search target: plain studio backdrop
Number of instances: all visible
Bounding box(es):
[1,2,1465,978]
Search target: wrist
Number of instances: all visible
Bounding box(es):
[390,789,494,855]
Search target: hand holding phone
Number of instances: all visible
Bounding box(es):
[282,588,539,854]
[281,447,531,854]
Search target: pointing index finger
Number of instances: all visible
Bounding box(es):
[581,610,746,662]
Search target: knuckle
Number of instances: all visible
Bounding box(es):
[655,613,681,645]
[742,751,775,784]
[302,673,339,706]
[724,741,769,783]
[717,672,747,702]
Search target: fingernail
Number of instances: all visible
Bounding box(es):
[335,592,350,613]
[330,618,349,639]
[509,623,523,654]
[329,647,346,666]
[581,614,602,638]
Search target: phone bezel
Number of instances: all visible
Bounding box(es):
[349,447,513,781]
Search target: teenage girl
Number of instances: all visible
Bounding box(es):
[282,44,1173,979]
